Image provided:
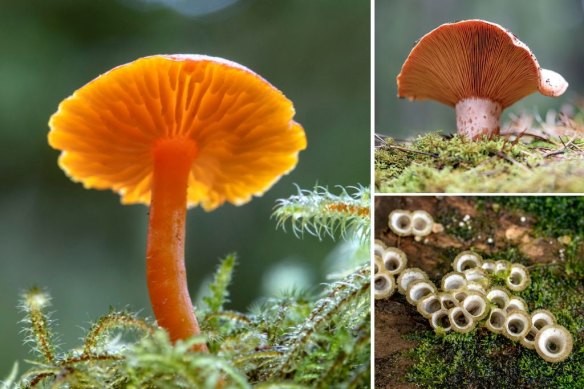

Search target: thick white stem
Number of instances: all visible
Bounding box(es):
[455,98,502,140]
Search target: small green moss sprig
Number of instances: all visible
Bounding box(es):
[273,185,370,241]
[20,288,58,365]
[124,330,249,388]
[273,264,370,379]
[17,288,154,388]
[202,253,236,315]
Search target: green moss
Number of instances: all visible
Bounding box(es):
[483,197,584,279]
[375,133,584,193]
[11,185,371,388]
[490,197,584,237]
[407,262,583,388]
[406,331,526,388]
[437,207,494,244]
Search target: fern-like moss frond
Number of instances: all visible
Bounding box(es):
[203,253,237,314]
[273,185,370,241]
[19,287,58,365]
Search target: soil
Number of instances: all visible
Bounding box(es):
[373,196,567,388]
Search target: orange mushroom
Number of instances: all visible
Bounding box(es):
[48,54,306,350]
[397,20,568,140]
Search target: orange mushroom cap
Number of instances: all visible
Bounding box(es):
[397,20,568,109]
[49,54,306,211]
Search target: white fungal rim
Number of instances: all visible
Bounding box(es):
[485,308,507,334]
[503,309,531,341]
[505,296,527,314]
[381,247,408,275]
[441,272,467,291]
[531,309,557,330]
[506,263,530,291]
[397,267,428,294]
[411,210,434,237]
[520,326,538,350]
[389,210,413,236]
[406,279,437,305]
[417,293,442,319]
[374,239,387,257]
[486,287,510,309]
[465,281,487,295]
[449,306,476,333]
[463,267,489,285]
[451,288,469,304]
[453,251,483,272]
[462,292,489,321]
[431,309,452,332]
[437,292,459,310]
[494,260,511,275]
[481,260,496,274]
[534,324,573,363]
[374,273,395,300]
[374,255,384,276]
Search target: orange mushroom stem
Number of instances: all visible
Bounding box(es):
[146,137,206,349]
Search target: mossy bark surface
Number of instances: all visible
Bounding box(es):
[375,196,584,389]
[375,133,584,193]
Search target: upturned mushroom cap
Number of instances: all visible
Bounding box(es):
[381,247,408,275]
[503,309,531,341]
[374,273,396,300]
[397,267,428,295]
[388,209,412,236]
[397,20,568,108]
[449,306,476,334]
[410,210,434,237]
[397,20,568,139]
[535,324,573,363]
[49,55,307,211]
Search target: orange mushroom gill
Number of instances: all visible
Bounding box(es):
[49,54,306,348]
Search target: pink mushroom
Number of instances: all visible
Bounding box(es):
[397,20,568,140]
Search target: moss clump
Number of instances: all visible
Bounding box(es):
[438,207,494,244]
[491,197,584,237]
[375,133,584,193]
[486,196,584,278]
[406,262,583,388]
[398,197,584,388]
[9,185,371,388]
[405,242,583,388]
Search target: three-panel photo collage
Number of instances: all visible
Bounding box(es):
[0,1,583,388]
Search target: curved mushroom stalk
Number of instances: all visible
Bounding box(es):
[146,138,205,349]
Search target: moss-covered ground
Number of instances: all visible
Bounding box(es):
[374,197,584,389]
[6,186,371,388]
[375,106,584,193]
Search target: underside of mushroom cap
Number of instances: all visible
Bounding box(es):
[397,20,568,109]
[49,54,307,211]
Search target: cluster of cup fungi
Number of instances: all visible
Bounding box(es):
[374,209,573,363]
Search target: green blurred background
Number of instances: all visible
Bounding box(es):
[376,0,584,138]
[0,0,369,372]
